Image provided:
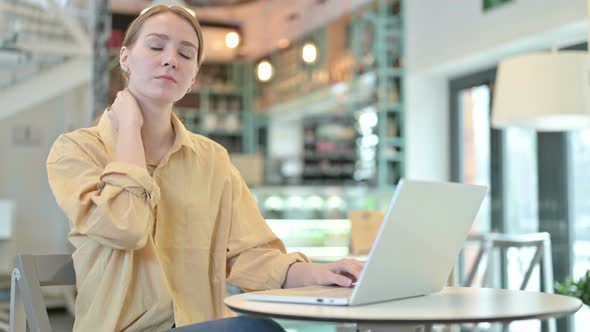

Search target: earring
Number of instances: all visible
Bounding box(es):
[187,87,192,94]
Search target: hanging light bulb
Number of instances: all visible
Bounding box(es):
[256,60,274,82]
[301,41,318,64]
[225,31,240,49]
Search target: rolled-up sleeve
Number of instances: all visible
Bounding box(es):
[47,135,159,250]
[225,164,309,291]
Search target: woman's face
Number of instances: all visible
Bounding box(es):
[120,12,200,104]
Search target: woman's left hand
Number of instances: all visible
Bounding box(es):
[283,259,364,288]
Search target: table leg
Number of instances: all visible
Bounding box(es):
[501,322,510,332]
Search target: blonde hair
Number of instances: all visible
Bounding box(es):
[121,5,205,78]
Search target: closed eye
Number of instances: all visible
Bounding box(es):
[150,47,191,60]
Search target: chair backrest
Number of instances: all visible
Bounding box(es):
[10,254,75,332]
[460,232,556,332]
[462,232,553,292]
[0,200,16,278]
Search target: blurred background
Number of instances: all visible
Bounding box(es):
[1,0,590,331]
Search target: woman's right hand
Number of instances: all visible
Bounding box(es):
[109,89,143,131]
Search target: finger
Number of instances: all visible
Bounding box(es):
[124,88,137,98]
[325,272,353,287]
[339,272,358,283]
[347,258,365,270]
[334,259,363,280]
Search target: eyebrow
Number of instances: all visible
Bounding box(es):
[145,33,198,50]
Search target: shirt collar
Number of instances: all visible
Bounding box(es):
[170,111,197,154]
[97,110,197,160]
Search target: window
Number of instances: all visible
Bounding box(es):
[504,128,540,295]
[459,85,492,232]
[504,128,538,235]
[451,71,541,332]
[569,130,590,280]
[455,84,492,287]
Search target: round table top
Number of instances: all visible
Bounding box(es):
[224,287,583,324]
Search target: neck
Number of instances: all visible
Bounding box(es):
[132,92,176,162]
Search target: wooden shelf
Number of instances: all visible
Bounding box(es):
[262,71,377,122]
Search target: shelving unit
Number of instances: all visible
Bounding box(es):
[256,28,328,109]
[302,115,358,184]
[351,0,404,190]
[251,0,404,192]
[175,61,255,153]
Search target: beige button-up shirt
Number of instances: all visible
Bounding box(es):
[46,112,308,332]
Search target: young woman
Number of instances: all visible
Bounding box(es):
[46,5,363,332]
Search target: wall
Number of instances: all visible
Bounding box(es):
[407,0,587,75]
[0,84,90,263]
[404,0,588,181]
[405,74,449,181]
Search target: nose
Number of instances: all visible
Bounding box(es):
[162,50,177,69]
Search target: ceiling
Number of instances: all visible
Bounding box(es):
[109,0,371,60]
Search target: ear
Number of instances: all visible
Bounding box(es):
[119,46,129,71]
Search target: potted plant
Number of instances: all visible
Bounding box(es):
[555,270,590,306]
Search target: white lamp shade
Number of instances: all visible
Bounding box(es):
[492,51,590,131]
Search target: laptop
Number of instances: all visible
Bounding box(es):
[244,179,487,306]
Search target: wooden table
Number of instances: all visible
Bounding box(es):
[225,287,583,332]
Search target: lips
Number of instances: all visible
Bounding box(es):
[156,75,176,83]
